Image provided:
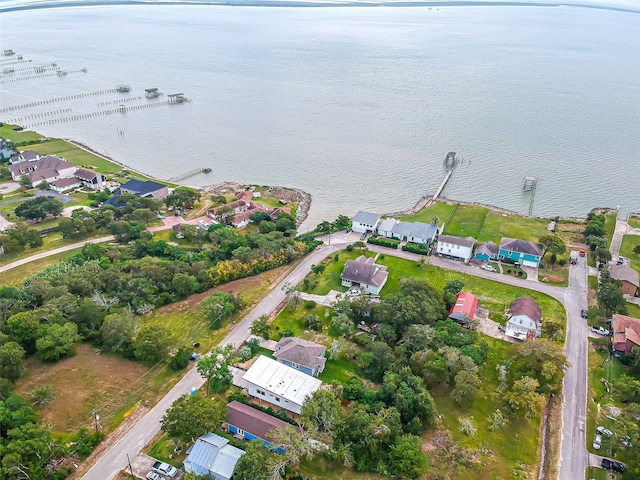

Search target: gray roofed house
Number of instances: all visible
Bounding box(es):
[499,237,543,257]
[610,264,639,297]
[274,337,327,377]
[377,217,397,237]
[437,235,476,248]
[390,221,438,244]
[352,211,381,233]
[340,255,388,295]
[184,433,244,480]
[436,235,476,262]
[474,240,499,261]
[9,149,39,164]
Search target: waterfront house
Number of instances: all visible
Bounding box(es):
[74,168,106,190]
[505,296,542,341]
[473,240,499,262]
[390,221,438,245]
[242,355,322,416]
[377,218,397,238]
[51,177,82,193]
[437,235,476,262]
[273,337,326,377]
[611,314,640,357]
[183,433,244,480]
[498,237,543,267]
[340,255,388,295]
[609,264,639,297]
[225,401,291,453]
[207,192,291,228]
[8,149,39,164]
[119,179,169,200]
[448,291,478,326]
[352,211,381,233]
[9,155,77,187]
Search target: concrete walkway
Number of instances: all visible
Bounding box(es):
[609,218,628,261]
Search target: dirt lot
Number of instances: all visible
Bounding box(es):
[15,343,149,433]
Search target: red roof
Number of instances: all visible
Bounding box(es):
[448,291,478,323]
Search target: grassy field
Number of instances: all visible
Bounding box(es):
[13,266,290,434]
[442,204,489,239]
[478,209,551,243]
[628,216,640,229]
[625,302,640,319]
[26,139,124,174]
[0,230,107,265]
[306,249,373,295]
[0,123,44,144]
[0,248,80,285]
[619,234,640,276]
[428,337,540,479]
[586,466,615,480]
[300,457,388,480]
[402,201,458,225]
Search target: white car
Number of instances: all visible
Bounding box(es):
[146,472,162,480]
[481,264,497,272]
[596,426,613,437]
[593,434,602,450]
[591,326,611,336]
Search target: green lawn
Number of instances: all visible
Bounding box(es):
[0,123,43,144]
[0,249,79,285]
[429,337,541,479]
[628,216,640,229]
[619,235,640,276]
[586,466,614,480]
[402,201,458,225]
[442,205,489,239]
[306,249,373,295]
[479,209,550,243]
[300,457,387,480]
[26,139,124,174]
[147,433,187,468]
[605,212,618,248]
[625,302,640,319]
[319,357,362,385]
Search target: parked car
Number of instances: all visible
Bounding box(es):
[153,461,177,478]
[601,458,626,473]
[596,426,613,437]
[579,249,586,257]
[481,264,497,272]
[620,435,632,447]
[360,232,367,240]
[593,434,602,450]
[591,326,611,336]
[617,256,627,265]
[147,472,163,480]
[581,309,588,319]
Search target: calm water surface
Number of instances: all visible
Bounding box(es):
[1,5,639,227]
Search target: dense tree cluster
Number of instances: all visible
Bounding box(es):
[14,196,63,221]
[583,211,609,250]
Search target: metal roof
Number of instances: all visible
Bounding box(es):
[391,221,437,241]
[184,433,244,480]
[242,355,322,407]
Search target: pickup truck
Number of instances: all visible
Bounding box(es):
[591,326,611,336]
[570,251,579,264]
[153,461,177,478]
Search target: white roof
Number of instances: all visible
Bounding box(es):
[242,355,322,407]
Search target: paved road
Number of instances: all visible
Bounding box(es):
[81,240,346,480]
[558,254,590,479]
[0,235,116,274]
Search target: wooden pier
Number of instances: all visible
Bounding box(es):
[168,166,212,183]
[433,169,453,201]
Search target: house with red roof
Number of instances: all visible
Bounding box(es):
[448,292,478,326]
[612,314,640,357]
[225,401,293,454]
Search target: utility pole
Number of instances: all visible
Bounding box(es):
[92,409,100,433]
[127,454,134,479]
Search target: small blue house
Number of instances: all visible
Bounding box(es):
[473,241,499,262]
[226,401,292,454]
[273,337,326,377]
[184,433,244,480]
[498,237,543,267]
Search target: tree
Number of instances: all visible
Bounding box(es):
[18,174,32,188]
[539,234,566,258]
[133,324,172,363]
[330,313,355,337]
[508,339,568,394]
[451,369,480,406]
[7,311,41,353]
[233,440,278,480]
[161,393,225,442]
[200,291,235,329]
[171,273,198,298]
[251,314,270,339]
[165,189,199,209]
[634,244,640,255]
[614,375,640,403]
[0,342,26,380]
[36,180,51,191]
[302,314,322,331]
[381,367,437,433]
[360,341,396,382]
[388,434,430,479]
[35,322,81,361]
[100,314,139,354]
[196,345,234,395]
[400,324,435,354]
[299,390,342,435]
[215,205,235,225]
[334,214,351,231]
[443,280,464,296]
[595,247,612,265]
[598,278,627,316]
[503,376,545,418]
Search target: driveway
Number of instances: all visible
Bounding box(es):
[35,190,74,203]
[298,290,342,307]
[130,453,184,480]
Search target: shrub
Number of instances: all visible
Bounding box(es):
[170,347,192,370]
[304,300,317,309]
[367,237,399,249]
[402,243,430,254]
[346,245,354,252]
[517,271,523,277]
[302,314,323,331]
[280,329,294,338]
[559,259,567,266]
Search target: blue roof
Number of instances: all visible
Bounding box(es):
[120,179,166,196]
[103,189,125,208]
[184,433,244,480]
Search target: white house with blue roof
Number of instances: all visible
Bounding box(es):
[183,432,244,480]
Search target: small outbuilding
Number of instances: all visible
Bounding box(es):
[183,433,244,480]
[448,292,478,326]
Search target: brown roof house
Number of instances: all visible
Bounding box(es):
[273,337,326,377]
[609,264,639,297]
[340,255,388,295]
[612,314,640,357]
[225,401,292,454]
[9,155,77,187]
[505,296,542,341]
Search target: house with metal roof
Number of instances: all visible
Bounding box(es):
[448,292,478,326]
[352,211,381,233]
[505,296,542,341]
[184,433,244,480]
[437,235,476,262]
[273,337,326,377]
[498,237,543,267]
[609,264,639,297]
[120,179,169,200]
[473,240,499,262]
[340,255,388,295]
[225,401,292,454]
[242,355,322,416]
[390,221,438,245]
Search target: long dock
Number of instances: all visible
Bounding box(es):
[168,166,212,183]
[433,169,453,201]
